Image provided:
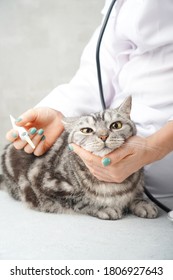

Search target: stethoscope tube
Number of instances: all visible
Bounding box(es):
[144,187,171,213]
[95,0,172,217]
[96,0,117,111]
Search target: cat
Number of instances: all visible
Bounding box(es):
[0,96,158,220]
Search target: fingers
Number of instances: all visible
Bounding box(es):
[69,143,125,167]
[22,127,52,156]
[70,144,118,169]
[6,126,47,156]
[6,129,19,142]
[105,145,131,165]
[5,107,63,157]
[6,129,27,150]
[23,129,45,154]
[70,144,120,182]
[33,140,48,156]
[69,144,102,167]
[15,108,38,127]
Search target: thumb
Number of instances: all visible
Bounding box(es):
[107,144,133,164]
[69,143,102,166]
[69,143,92,161]
[15,108,38,127]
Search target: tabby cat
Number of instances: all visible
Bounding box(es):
[0,96,158,220]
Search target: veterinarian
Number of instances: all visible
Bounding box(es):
[6,0,173,197]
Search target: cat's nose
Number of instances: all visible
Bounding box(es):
[99,135,109,142]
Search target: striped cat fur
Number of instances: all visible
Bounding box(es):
[0,96,158,220]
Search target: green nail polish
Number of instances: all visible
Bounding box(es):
[37,129,44,135]
[15,117,22,123]
[68,145,74,151]
[102,157,111,167]
[12,132,18,138]
[41,135,46,141]
[21,132,27,137]
[29,127,37,135]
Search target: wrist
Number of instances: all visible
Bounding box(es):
[146,121,173,163]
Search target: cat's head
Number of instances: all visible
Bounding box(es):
[62,96,136,156]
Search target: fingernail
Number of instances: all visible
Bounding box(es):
[68,144,74,151]
[12,132,18,138]
[37,129,44,135]
[29,127,37,135]
[21,132,27,137]
[15,117,22,123]
[102,157,111,167]
[41,135,46,141]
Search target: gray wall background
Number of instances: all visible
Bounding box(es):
[0,0,104,156]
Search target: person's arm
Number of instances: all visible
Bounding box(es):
[36,2,117,117]
[146,121,173,162]
[6,1,117,155]
[70,121,173,183]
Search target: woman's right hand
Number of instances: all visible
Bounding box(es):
[6,107,64,156]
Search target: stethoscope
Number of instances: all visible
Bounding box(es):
[96,0,173,221]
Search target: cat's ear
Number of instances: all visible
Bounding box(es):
[61,117,79,131]
[118,96,132,117]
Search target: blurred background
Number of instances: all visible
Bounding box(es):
[0,0,104,157]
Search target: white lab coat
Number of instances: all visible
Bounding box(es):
[37,0,173,196]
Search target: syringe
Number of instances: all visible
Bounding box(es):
[10,115,35,149]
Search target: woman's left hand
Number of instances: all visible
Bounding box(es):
[69,135,161,183]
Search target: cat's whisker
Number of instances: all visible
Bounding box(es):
[108,137,160,152]
[121,142,161,152]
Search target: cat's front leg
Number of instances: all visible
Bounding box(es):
[94,207,123,220]
[129,198,158,219]
[76,203,123,220]
[20,182,40,210]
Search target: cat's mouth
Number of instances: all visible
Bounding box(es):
[93,146,113,156]
[80,138,125,157]
[91,141,124,156]
[103,139,124,150]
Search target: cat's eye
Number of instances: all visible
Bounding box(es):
[110,121,122,130]
[80,127,93,134]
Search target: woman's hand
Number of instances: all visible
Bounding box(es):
[6,107,64,156]
[70,135,163,183]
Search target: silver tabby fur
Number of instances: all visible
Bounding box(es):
[0,97,158,220]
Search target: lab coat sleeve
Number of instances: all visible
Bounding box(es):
[36,1,116,117]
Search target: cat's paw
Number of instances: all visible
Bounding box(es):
[96,207,122,220]
[130,200,158,219]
